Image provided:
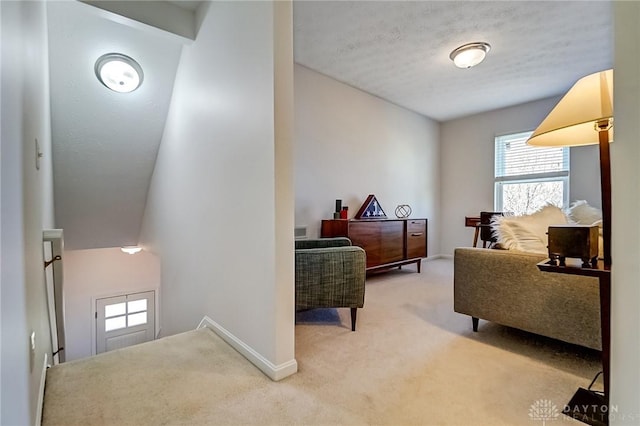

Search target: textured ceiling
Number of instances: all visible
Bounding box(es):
[294,1,613,121]
[48,1,183,249]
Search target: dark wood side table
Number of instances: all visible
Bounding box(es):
[465,216,481,247]
[537,258,611,426]
[465,214,501,248]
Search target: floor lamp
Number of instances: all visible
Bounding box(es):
[528,69,613,426]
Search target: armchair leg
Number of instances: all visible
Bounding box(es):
[472,317,479,332]
[351,308,357,331]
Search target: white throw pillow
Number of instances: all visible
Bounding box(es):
[567,200,602,226]
[567,200,604,259]
[492,205,568,254]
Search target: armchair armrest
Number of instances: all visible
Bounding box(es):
[295,237,352,250]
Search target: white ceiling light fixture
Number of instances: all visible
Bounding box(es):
[121,246,142,255]
[449,42,491,69]
[95,53,144,93]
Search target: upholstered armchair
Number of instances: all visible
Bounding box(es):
[295,238,366,331]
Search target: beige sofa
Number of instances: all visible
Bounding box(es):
[454,247,601,350]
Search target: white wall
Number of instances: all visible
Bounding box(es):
[611,2,640,422]
[62,248,160,361]
[294,65,441,254]
[1,1,55,424]
[439,97,601,255]
[571,144,601,209]
[139,1,296,378]
[273,0,295,365]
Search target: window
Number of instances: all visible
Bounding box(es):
[495,131,569,215]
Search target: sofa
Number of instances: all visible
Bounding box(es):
[454,247,601,350]
[295,238,366,331]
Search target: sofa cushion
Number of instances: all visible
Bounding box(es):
[492,205,568,254]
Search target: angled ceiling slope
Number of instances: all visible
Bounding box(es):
[48,1,187,250]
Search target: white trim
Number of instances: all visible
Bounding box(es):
[197,316,298,381]
[77,0,196,43]
[35,353,48,426]
[494,170,569,182]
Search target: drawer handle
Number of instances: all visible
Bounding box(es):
[411,232,423,237]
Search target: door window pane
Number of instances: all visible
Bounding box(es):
[105,302,126,318]
[128,312,147,327]
[127,299,147,314]
[105,316,126,332]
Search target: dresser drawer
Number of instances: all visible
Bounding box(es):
[406,220,427,259]
[406,231,427,259]
[406,219,426,233]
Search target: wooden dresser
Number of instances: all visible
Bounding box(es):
[321,218,428,273]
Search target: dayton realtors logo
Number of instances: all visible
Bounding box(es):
[529,398,625,424]
[529,400,560,425]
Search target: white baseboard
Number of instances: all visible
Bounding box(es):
[426,254,452,260]
[35,353,48,426]
[197,316,298,381]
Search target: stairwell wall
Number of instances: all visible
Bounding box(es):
[1,1,56,424]
[139,1,296,378]
[62,248,160,361]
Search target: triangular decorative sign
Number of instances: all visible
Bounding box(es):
[355,194,387,219]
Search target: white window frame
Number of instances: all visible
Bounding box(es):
[494,131,570,214]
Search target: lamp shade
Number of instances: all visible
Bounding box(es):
[527,69,613,147]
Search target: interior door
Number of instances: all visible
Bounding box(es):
[96,291,155,354]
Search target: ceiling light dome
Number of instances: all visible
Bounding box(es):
[121,246,142,255]
[449,42,491,69]
[95,53,144,93]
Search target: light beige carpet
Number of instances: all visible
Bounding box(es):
[42,258,598,425]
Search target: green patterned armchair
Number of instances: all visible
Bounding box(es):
[295,238,366,331]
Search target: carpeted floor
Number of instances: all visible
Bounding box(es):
[42,258,598,425]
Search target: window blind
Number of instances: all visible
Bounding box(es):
[495,131,569,181]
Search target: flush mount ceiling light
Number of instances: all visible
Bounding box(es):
[121,246,142,255]
[449,42,491,69]
[95,53,144,93]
